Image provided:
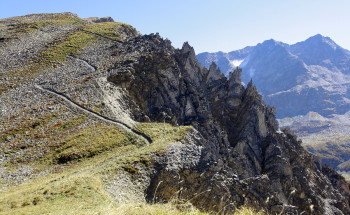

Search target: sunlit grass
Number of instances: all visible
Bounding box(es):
[0,122,195,214]
[83,22,136,41]
[0,120,267,214]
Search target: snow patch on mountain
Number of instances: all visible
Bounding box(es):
[229,59,244,67]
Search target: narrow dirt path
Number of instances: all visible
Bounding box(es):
[34,84,152,144]
[67,55,97,71]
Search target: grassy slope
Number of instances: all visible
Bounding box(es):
[83,22,135,41]
[0,14,133,95]
[1,122,263,214]
[0,119,266,215]
[0,15,90,95]
[1,13,266,214]
[0,122,193,214]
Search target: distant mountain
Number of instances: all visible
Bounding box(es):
[197,34,350,118]
[197,35,350,174]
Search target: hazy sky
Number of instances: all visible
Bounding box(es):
[1,0,350,53]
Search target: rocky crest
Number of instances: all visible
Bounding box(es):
[197,35,350,180]
[111,33,349,214]
[197,35,350,118]
[0,13,349,214]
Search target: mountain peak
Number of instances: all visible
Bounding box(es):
[261,38,278,46]
[309,33,323,39]
[182,41,195,54]
[260,38,287,47]
[307,33,331,41]
[302,34,339,50]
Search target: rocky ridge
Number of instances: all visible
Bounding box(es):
[0,13,349,214]
[197,35,350,118]
[197,35,350,179]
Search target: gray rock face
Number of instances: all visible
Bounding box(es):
[206,62,225,83]
[1,13,349,214]
[105,33,350,214]
[197,36,350,179]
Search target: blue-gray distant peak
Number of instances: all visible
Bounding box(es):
[259,38,288,48]
[291,34,344,55]
[302,34,336,46]
[288,34,350,71]
[196,35,350,118]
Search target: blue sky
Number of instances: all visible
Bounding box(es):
[1,0,350,53]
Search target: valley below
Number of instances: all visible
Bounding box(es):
[278,111,350,179]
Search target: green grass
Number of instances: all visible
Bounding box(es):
[0,113,87,155]
[88,123,193,173]
[115,203,266,215]
[0,171,208,214]
[0,173,264,215]
[125,123,192,161]
[56,115,88,132]
[83,22,134,41]
[51,123,144,164]
[92,102,106,114]
[39,31,96,67]
[134,123,191,144]
[23,14,85,33]
[1,14,84,41]
[0,121,268,214]
[0,15,96,96]
[44,122,191,165]
[0,30,96,95]
[0,122,193,214]
[0,174,117,215]
[1,112,58,150]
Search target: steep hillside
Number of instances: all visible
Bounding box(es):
[1,13,349,214]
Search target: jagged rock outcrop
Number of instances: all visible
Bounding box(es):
[105,33,350,214]
[197,35,350,180]
[197,35,350,119]
[0,13,349,215]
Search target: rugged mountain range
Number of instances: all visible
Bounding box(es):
[0,13,349,214]
[197,35,350,175]
[197,34,350,118]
